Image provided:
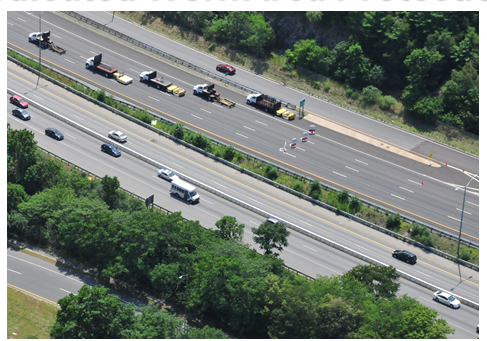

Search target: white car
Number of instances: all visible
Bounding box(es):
[158,168,179,182]
[432,291,461,308]
[108,131,127,142]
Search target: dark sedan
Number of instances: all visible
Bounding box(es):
[45,128,64,140]
[101,143,121,157]
[392,250,417,264]
[216,64,236,75]
[12,108,31,120]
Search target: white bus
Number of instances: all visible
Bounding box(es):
[170,179,200,203]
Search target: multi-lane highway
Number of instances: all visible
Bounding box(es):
[6,60,479,338]
[7,11,479,243]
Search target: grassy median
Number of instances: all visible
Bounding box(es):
[7,287,58,339]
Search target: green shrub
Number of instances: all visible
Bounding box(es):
[223,145,236,161]
[173,122,185,139]
[96,89,106,102]
[264,165,278,180]
[351,91,359,100]
[337,190,349,203]
[362,85,382,103]
[410,223,434,247]
[349,196,362,213]
[292,181,304,193]
[323,82,331,92]
[308,180,322,200]
[459,249,471,261]
[385,213,401,230]
[214,150,222,158]
[382,95,397,110]
[282,63,295,71]
[346,88,354,97]
[208,42,217,52]
[313,81,321,90]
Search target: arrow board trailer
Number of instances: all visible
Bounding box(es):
[170,179,200,204]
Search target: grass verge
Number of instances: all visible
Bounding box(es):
[7,287,58,339]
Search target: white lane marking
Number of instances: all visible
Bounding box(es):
[299,220,313,227]
[448,216,461,222]
[308,141,315,144]
[195,206,220,219]
[249,198,264,205]
[31,94,44,101]
[255,120,267,126]
[211,180,227,188]
[65,59,75,64]
[391,194,405,200]
[243,126,255,131]
[172,162,184,169]
[7,268,21,275]
[148,96,160,102]
[7,255,83,283]
[249,221,260,226]
[286,153,296,158]
[346,166,359,172]
[353,244,371,252]
[52,34,62,39]
[203,199,213,205]
[456,208,471,215]
[71,114,84,121]
[59,288,71,294]
[333,171,347,178]
[236,132,248,139]
[467,201,479,207]
[80,55,88,60]
[446,321,479,336]
[17,17,26,22]
[414,270,434,279]
[286,249,341,275]
[296,147,306,151]
[130,68,139,73]
[355,159,368,165]
[200,108,211,114]
[399,186,414,193]
[8,22,14,26]
[90,51,98,55]
[191,114,203,120]
[408,179,422,185]
[64,133,76,139]
[302,245,317,252]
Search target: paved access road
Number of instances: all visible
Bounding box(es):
[7,61,479,309]
[7,12,479,243]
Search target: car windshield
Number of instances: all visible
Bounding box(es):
[19,99,25,103]
[448,296,455,302]
[189,190,197,197]
[120,133,126,138]
[167,171,174,177]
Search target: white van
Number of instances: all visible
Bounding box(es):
[170,179,200,203]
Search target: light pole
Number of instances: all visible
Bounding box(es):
[179,274,188,323]
[455,174,477,259]
[28,11,44,88]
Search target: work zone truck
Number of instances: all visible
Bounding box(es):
[139,71,185,97]
[85,54,118,78]
[246,93,294,119]
[193,83,235,108]
[28,31,66,54]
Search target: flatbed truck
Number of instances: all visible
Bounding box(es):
[246,93,281,113]
[28,31,66,54]
[85,54,118,78]
[140,71,185,96]
[193,83,234,107]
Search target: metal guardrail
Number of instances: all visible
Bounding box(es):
[59,11,479,251]
[7,51,479,268]
[7,86,479,310]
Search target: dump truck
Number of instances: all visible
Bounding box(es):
[140,71,185,96]
[85,54,117,78]
[246,93,281,113]
[193,83,235,107]
[28,31,66,54]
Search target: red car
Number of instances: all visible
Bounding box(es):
[216,64,236,75]
[10,95,29,108]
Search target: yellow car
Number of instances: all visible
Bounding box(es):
[114,72,133,85]
[276,108,287,117]
[283,111,295,120]
[167,84,186,97]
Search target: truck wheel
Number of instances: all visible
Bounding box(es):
[157,85,161,89]
[85,64,90,69]
[140,77,143,82]
[193,90,197,95]
[247,100,250,104]
[105,73,109,78]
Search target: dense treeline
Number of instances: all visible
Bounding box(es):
[150,11,478,134]
[7,124,454,338]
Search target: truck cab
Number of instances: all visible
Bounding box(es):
[246,93,260,104]
[193,84,210,94]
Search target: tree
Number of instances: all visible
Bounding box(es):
[7,125,38,183]
[173,122,185,139]
[124,303,183,339]
[344,265,400,299]
[362,85,383,103]
[306,11,323,23]
[399,302,454,338]
[23,158,64,195]
[244,13,275,57]
[349,196,362,213]
[215,216,245,241]
[308,180,322,201]
[386,213,401,230]
[185,325,228,339]
[50,285,135,339]
[252,221,290,257]
[101,175,120,209]
[7,182,27,214]
[315,294,364,338]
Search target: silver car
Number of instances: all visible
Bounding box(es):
[432,291,461,308]
[157,168,179,182]
[108,130,127,142]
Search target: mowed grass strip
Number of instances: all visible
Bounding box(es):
[7,287,58,339]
